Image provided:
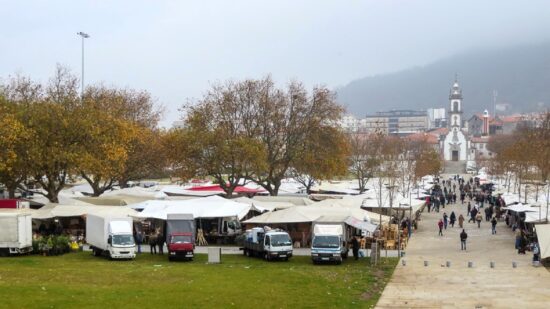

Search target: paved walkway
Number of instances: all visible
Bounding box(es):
[376,177,550,308]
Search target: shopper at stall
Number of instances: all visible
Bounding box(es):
[149,232,158,255]
[157,231,165,255]
[351,236,359,260]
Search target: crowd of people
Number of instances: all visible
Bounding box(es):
[428,174,542,266]
[133,228,165,255]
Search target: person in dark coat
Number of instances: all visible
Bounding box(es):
[157,232,165,255]
[351,236,359,260]
[149,233,157,254]
[460,229,468,250]
[449,211,456,228]
[491,217,498,235]
[469,207,477,223]
[135,230,143,254]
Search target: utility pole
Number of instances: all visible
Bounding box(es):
[493,90,498,118]
[77,32,90,98]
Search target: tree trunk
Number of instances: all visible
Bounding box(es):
[6,183,18,199]
[8,188,16,199]
[119,178,129,189]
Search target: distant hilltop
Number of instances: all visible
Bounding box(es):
[336,41,550,117]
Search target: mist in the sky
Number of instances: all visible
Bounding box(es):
[1,0,549,126]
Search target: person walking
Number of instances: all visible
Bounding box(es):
[460,229,468,250]
[458,214,465,228]
[351,236,359,260]
[468,207,477,223]
[485,207,491,222]
[475,212,483,228]
[450,211,456,228]
[491,216,497,234]
[443,213,448,229]
[467,202,471,217]
[438,219,444,236]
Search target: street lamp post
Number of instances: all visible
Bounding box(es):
[77,32,90,98]
[546,180,549,224]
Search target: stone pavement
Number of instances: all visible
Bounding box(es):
[376,177,550,308]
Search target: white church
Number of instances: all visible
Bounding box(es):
[442,79,471,162]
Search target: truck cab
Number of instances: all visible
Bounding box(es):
[263,231,293,261]
[168,232,195,261]
[105,226,136,259]
[311,224,348,265]
[222,217,242,236]
[87,215,136,260]
[311,234,344,264]
[166,213,195,261]
[243,228,293,261]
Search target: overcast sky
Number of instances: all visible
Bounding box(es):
[1,0,550,126]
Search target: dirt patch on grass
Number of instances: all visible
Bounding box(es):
[360,291,374,301]
[373,269,385,279]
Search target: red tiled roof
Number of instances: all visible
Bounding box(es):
[406,132,439,144]
[427,127,449,135]
[500,115,523,123]
[470,136,490,143]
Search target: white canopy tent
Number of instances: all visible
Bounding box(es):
[233,197,295,212]
[503,203,538,213]
[310,181,361,195]
[252,196,314,206]
[243,204,386,226]
[130,196,253,220]
[31,204,137,220]
[535,224,550,259]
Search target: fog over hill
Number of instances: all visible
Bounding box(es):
[336,41,550,118]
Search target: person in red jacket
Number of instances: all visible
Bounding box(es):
[438,219,444,236]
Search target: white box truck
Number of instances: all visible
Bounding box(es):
[311,224,348,265]
[0,211,33,256]
[242,227,293,261]
[86,214,136,260]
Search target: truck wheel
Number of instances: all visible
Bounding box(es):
[0,248,9,257]
[284,257,289,261]
[264,252,270,261]
[336,260,342,265]
[168,256,173,262]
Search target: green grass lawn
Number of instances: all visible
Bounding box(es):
[0,252,397,309]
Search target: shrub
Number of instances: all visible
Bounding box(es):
[34,235,71,256]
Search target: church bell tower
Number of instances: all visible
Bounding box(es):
[449,77,463,129]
